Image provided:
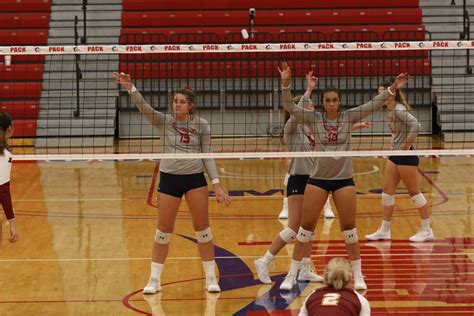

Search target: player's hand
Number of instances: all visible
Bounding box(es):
[359,121,373,129]
[306,70,318,91]
[214,184,231,206]
[277,62,291,87]
[113,72,133,91]
[8,219,19,243]
[392,72,409,90]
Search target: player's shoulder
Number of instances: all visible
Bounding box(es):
[194,115,209,126]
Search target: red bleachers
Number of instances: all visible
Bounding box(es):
[122,9,422,27]
[120,59,431,79]
[0,13,50,28]
[12,119,37,137]
[0,65,44,81]
[0,83,42,99]
[0,55,45,63]
[123,0,420,11]
[120,25,426,42]
[0,102,40,119]
[0,2,51,138]
[120,0,429,80]
[0,0,52,12]
[0,29,48,45]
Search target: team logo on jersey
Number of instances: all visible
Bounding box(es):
[323,123,343,142]
[172,123,198,144]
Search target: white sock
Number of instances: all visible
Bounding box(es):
[151,261,164,279]
[351,259,362,277]
[283,197,288,207]
[381,220,391,231]
[289,259,301,275]
[324,197,331,210]
[202,260,217,279]
[421,218,430,230]
[301,257,311,268]
[262,251,274,264]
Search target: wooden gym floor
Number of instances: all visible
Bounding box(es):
[0,155,473,315]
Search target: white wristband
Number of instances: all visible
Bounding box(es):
[212,178,220,184]
[387,86,396,96]
[128,85,137,94]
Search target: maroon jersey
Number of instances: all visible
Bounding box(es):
[303,286,362,316]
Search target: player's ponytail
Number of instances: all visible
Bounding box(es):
[379,80,413,112]
[324,257,352,290]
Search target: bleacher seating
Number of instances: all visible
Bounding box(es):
[120,0,429,81]
[122,0,420,11]
[0,0,51,137]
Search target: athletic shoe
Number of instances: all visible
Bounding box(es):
[297,265,324,282]
[143,277,162,294]
[206,275,221,293]
[254,258,272,284]
[409,228,434,243]
[365,228,391,241]
[354,274,367,290]
[279,273,297,291]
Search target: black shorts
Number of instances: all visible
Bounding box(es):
[307,178,355,193]
[388,155,419,166]
[287,175,309,196]
[158,172,208,198]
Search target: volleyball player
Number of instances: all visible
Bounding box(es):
[113,72,231,293]
[365,81,433,243]
[299,257,370,316]
[0,112,19,243]
[277,62,409,290]
[255,72,376,285]
[255,73,325,284]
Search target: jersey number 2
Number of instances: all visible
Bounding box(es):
[321,293,341,306]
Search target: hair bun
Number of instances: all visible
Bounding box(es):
[184,86,193,91]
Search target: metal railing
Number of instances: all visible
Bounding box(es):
[73,0,88,117]
[459,0,472,74]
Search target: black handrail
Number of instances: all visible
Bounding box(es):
[460,0,472,74]
[81,0,87,44]
[74,16,82,118]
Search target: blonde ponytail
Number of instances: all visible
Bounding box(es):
[324,257,352,290]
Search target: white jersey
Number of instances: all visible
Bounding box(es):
[0,148,12,185]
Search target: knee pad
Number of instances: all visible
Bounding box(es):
[279,227,297,243]
[343,228,358,244]
[296,227,313,243]
[154,229,171,245]
[283,173,290,186]
[196,227,213,243]
[411,193,427,208]
[381,192,395,206]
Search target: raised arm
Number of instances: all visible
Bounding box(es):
[279,63,315,124]
[395,106,420,150]
[113,72,165,127]
[348,73,410,123]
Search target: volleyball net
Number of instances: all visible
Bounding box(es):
[1,39,473,160]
